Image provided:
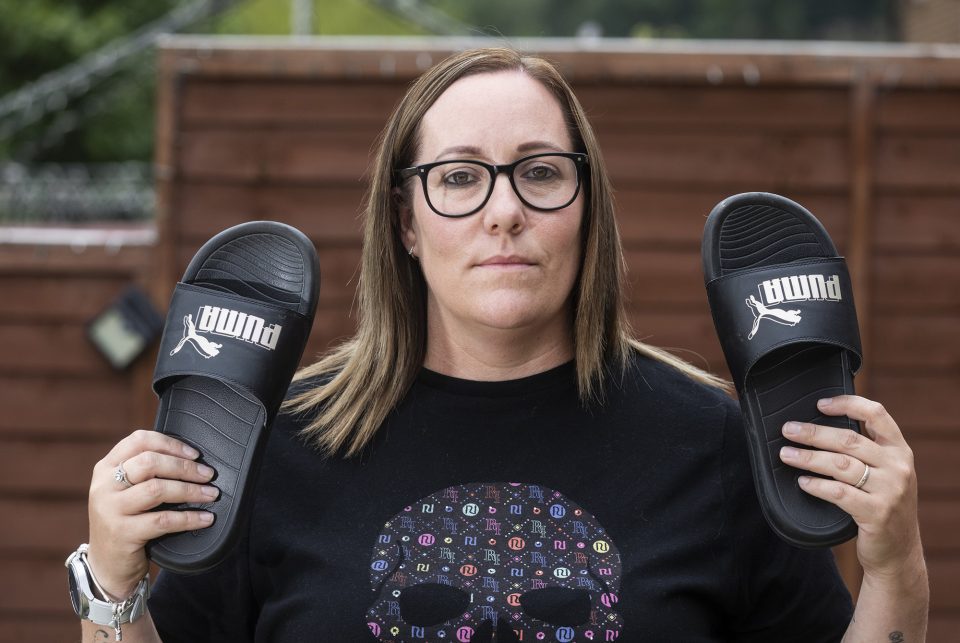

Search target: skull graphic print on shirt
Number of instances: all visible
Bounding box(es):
[366,482,623,642]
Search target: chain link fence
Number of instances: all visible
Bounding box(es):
[0,162,154,223]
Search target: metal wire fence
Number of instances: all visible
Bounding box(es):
[0,162,154,223]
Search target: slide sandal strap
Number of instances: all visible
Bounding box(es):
[706,257,863,390]
[153,282,312,414]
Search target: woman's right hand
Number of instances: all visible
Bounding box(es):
[86,429,218,599]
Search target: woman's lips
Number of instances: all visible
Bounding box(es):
[476,255,535,267]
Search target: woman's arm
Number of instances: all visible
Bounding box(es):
[778,396,929,642]
[81,612,162,643]
[844,548,928,643]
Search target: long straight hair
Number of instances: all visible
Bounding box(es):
[286,47,728,457]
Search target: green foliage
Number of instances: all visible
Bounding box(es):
[212,0,424,36]
[0,1,165,93]
[432,0,897,40]
[79,76,158,161]
[0,0,179,162]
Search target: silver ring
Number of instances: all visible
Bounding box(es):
[853,463,870,490]
[114,462,133,488]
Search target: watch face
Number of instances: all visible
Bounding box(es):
[67,566,82,614]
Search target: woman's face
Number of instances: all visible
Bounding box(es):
[400,70,584,343]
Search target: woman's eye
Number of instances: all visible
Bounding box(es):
[443,170,478,186]
[523,165,558,181]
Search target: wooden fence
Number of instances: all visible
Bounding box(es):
[0,228,157,639]
[1,36,957,641]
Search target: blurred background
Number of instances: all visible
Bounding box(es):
[0,0,946,212]
[1,1,958,641]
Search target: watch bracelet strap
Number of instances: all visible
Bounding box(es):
[85,574,151,626]
[76,545,151,624]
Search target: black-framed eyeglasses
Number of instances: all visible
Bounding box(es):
[397,152,589,218]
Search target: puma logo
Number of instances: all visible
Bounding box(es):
[170,314,223,358]
[745,272,843,340]
[745,295,802,340]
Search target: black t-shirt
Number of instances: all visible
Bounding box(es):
[149,354,853,642]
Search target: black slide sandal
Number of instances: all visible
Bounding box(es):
[702,193,863,548]
[147,221,319,572]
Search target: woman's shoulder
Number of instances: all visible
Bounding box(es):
[590,350,741,450]
[621,348,736,412]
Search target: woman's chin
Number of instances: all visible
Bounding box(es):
[428,286,573,335]
[468,298,567,333]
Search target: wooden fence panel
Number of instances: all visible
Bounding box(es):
[0,240,155,642]
[872,83,960,639]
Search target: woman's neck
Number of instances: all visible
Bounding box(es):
[423,311,574,382]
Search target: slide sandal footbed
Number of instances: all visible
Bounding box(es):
[703,193,862,548]
[147,222,319,572]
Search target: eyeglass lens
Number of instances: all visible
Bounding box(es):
[425,154,579,216]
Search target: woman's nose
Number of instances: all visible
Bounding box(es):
[482,174,525,234]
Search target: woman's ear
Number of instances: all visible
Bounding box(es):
[394,187,417,252]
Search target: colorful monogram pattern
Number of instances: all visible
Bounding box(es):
[366,482,623,642]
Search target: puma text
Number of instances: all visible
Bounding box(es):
[197,305,281,350]
[760,274,841,306]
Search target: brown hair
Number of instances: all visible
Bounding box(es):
[286,47,727,457]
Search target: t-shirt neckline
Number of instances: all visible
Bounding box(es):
[416,359,576,397]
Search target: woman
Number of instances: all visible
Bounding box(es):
[80,48,927,642]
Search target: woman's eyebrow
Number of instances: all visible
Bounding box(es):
[435,145,484,159]
[433,141,564,161]
[516,140,564,153]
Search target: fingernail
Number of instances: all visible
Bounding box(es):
[783,422,802,436]
[780,446,799,460]
[817,398,833,407]
[201,485,219,499]
[182,444,200,458]
[798,476,812,487]
[199,512,214,524]
[197,464,215,478]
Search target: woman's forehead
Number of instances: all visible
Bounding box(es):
[418,70,572,160]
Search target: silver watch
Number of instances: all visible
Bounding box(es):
[66,543,150,641]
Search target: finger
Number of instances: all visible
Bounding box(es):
[815,395,905,445]
[102,429,200,468]
[795,475,872,523]
[128,510,215,541]
[117,478,220,513]
[779,446,871,488]
[122,451,215,486]
[782,420,882,465]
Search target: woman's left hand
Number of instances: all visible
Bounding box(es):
[778,395,923,579]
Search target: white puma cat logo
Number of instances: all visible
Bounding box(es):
[745,295,802,340]
[170,314,223,358]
